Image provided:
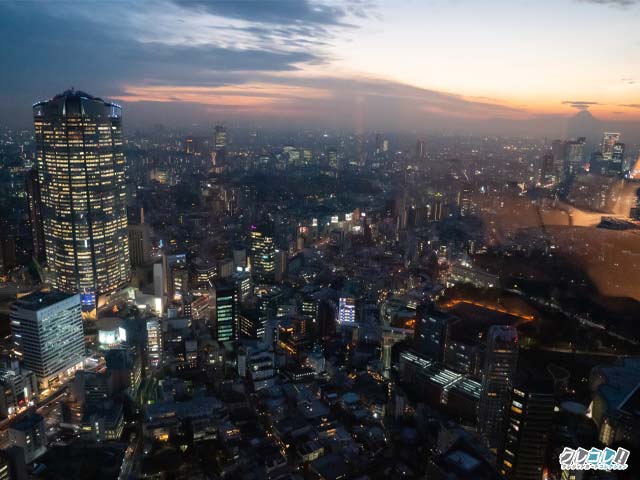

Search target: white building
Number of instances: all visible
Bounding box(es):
[10,292,84,390]
[338,297,356,324]
[146,318,162,369]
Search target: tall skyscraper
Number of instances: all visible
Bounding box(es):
[211,279,238,342]
[551,139,566,184]
[161,252,187,301]
[327,147,339,170]
[478,325,519,450]
[185,135,196,155]
[564,137,585,176]
[458,182,474,217]
[214,125,227,150]
[25,168,45,263]
[611,142,625,173]
[128,223,151,268]
[540,154,558,186]
[415,139,426,159]
[250,226,276,283]
[601,132,620,160]
[498,369,555,480]
[146,318,162,369]
[433,194,443,221]
[33,90,129,307]
[414,308,450,362]
[10,291,84,390]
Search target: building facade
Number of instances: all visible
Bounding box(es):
[250,226,275,283]
[498,371,555,480]
[33,90,129,307]
[10,292,84,390]
[211,280,238,342]
[478,325,519,450]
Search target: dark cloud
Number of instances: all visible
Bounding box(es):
[172,0,358,26]
[0,0,520,130]
[619,104,640,108]
[562,100,601,110]
[0,2,324,118]
[578,0,639,6]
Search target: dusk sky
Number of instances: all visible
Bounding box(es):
[1,0,639,138]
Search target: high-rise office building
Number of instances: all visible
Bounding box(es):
[213,125,227,164]
[274,249,288,282]
[128,223,151,268]
[238,309,266,340]
[374,133,383,154]
[327,147,339,170]
[458,183,474,217]
[540,153,559,186]
[161,252,187,301]
[433,195,443,221]
[25,168,45,263]
[415,139,426,159]
[337,296,356,324]
[185,136,195,155]
[601,132,620,160]
[128,206,151,268]
[214,125,227,150]
[146,318,162,369]
[283,145,300,167]
[211,279,238,342]
[498,369,555,480]
[414,308,450,362]
[250,226,276,283]
[550,140,566,184]
[478,325,519,450]
[8,411,47,463]
[10,291,84,390]
[0,238,17,276]
[611,142,625,173]
[565,137,585,176]
[33,90,129,307]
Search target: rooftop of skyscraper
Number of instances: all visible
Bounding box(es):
[33,88,121,115]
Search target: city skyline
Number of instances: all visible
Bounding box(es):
[0,2,639,478]
[1,1,640,139]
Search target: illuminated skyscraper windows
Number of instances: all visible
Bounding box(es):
[33,90,129,306]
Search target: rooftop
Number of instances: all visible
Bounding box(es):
[10,410,43,431]
[12,291,77,311]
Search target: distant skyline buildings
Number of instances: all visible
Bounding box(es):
[601,132,620,161]
[33,90,130,307]
[0,1,639,473]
